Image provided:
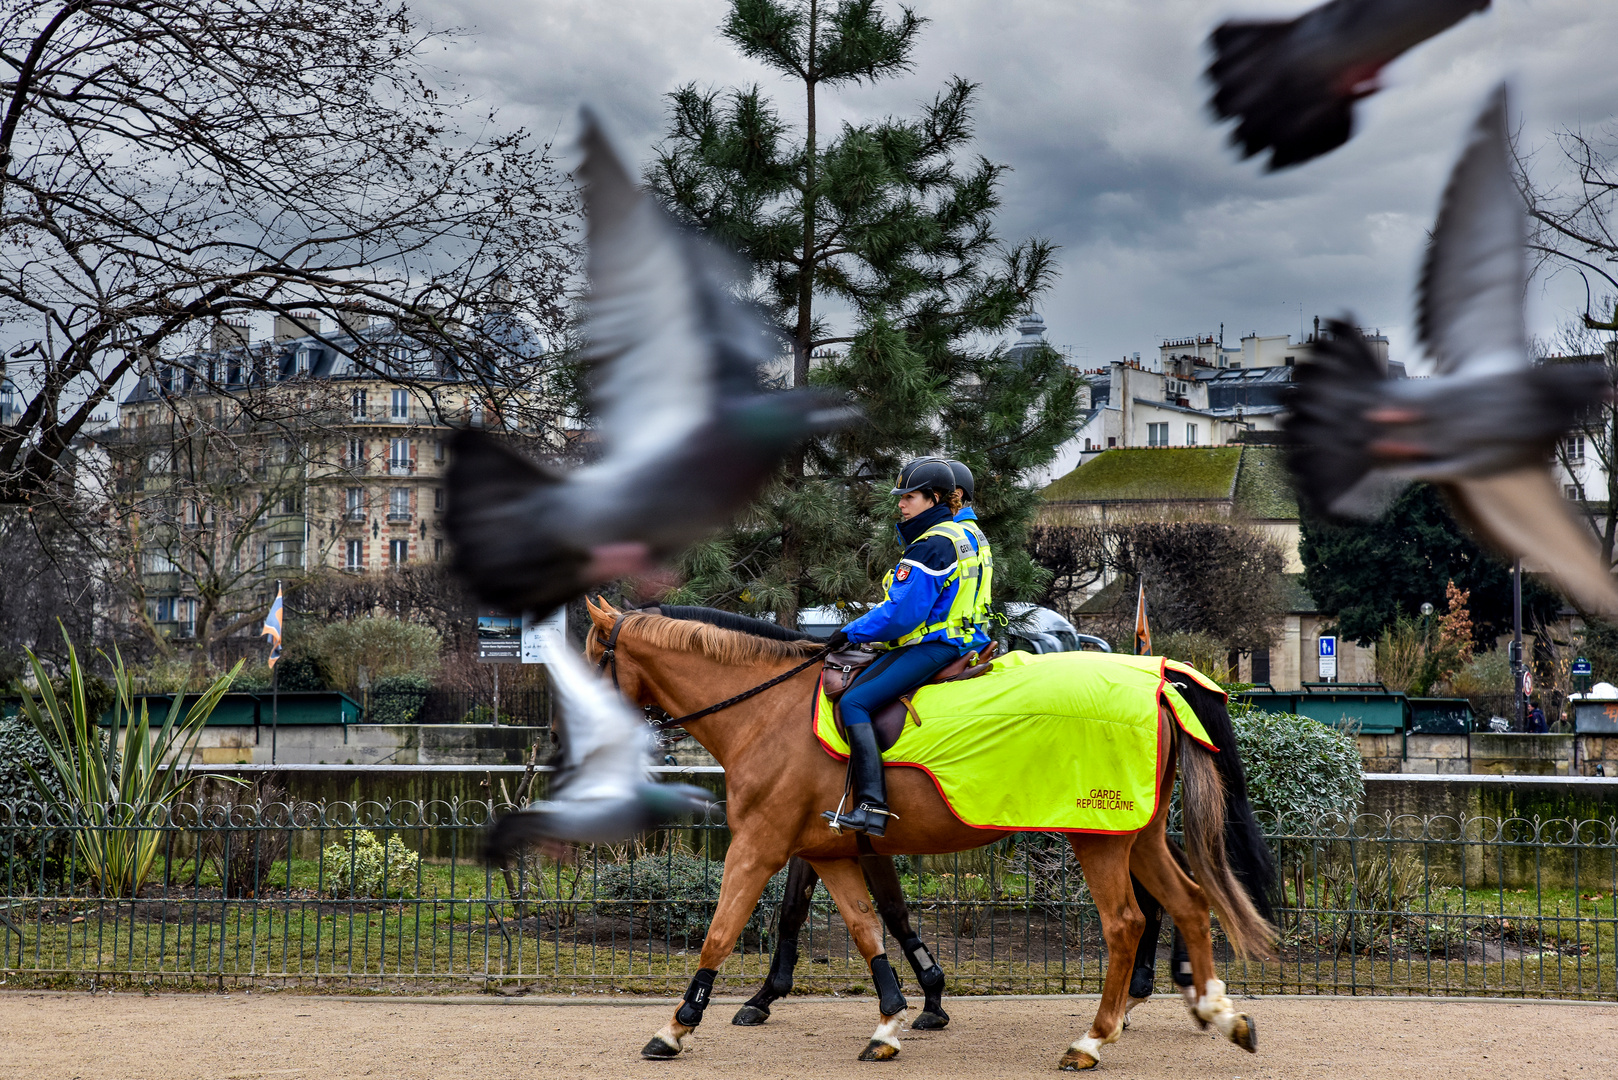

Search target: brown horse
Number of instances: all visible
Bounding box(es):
[582,598,1274,1069]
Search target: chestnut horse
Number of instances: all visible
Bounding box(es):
[583,598,1275,1069]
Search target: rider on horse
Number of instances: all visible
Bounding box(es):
[946,459,995,645]
[821,457,990,837]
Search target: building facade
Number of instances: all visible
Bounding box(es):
[114,313,549,642]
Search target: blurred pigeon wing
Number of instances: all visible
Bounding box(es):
[1448,470,1618,617]
[1417,86,1529,377]
[542,634,654,802]
[577,112,714,479]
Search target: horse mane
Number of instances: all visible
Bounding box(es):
[622,605,822,666]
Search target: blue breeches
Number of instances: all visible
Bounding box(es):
[839,640,962,727]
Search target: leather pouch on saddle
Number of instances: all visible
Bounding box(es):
[827,643,999,753]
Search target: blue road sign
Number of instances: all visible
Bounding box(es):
[1573,658,1593,677]
[1319,636,1336,658]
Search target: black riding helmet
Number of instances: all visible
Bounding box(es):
[946,460,974,503]
[891,457,957,498]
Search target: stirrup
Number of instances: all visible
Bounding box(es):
[821,801,898,835]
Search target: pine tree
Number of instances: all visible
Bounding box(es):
[647,0,1080,624]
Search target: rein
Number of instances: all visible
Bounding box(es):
[596,614,828,730]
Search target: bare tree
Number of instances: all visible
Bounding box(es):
[0,0,578,509]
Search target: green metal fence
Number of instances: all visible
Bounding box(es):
[1,799,1614,999]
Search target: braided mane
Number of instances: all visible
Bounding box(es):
[619,606,821,666]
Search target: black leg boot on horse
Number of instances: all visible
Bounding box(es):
[823,720,894,837]
[861,847,949,1029]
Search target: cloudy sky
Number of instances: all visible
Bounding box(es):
[420,0,1618,371]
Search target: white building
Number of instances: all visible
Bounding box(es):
[1024,317,1393,488]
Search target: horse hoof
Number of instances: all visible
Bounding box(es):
[1231,1013,1257,1053]
[858,1040,900,1062]
[732,1005,771,1026]
[1057,1049,1098,1071]
[911,1010,950,1031]
[640,1036,683,1060]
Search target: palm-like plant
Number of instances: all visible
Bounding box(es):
[19,631,241,897]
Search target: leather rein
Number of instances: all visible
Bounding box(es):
[595,614,829,731]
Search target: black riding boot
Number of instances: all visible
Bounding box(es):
[822,722,893,837]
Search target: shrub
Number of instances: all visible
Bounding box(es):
[1232,708,1364,826]
[0,714,79,888]
[321,830,420,899]
[299,618,442,695]
[368,674,431,724]
[1154,631,1234,684]
[196,778,291,898]
[591,847,786,945]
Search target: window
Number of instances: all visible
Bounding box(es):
[1185,423,1198,446]
[345,539,364,571]
[388,438,412,474]
[389,538,409,566]
[1567,484,1586,501]
[433,487,444,512]
[151,596,178,622]
[346,487,366,520]
[1106,436,1117,448]
[1147,422,1169,446]
[1565,434,1586,463]
[1083,438,1093,451]
[280,492,302,515]
[295,348,313,375]
[272,539,302,567]
[389,487,410,521]
[390,389,410,422]
[346,437,365,469]
[433,538,443,561]
[145,550,179,574]
[434,439,445,463]
[1251,649,1270,685]
[351,389,367,419]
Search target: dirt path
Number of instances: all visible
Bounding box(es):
[2,991,1613,1079]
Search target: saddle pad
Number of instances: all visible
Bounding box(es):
[813,651,1219,834]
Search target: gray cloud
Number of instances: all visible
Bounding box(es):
[422,0,1618,369]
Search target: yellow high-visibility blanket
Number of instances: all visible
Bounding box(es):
[813,650,1220,834]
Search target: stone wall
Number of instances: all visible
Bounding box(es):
[1356,732,1618,776]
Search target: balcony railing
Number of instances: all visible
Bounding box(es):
[346,509,367,522]
[386,511,412,523]
[387,461,414,476]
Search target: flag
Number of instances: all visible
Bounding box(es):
[261,583,284,670]
[1134,577,1151,656]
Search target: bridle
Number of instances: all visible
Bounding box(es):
[595,613,829,730]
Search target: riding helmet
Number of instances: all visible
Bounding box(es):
[891,457,958,497]
[946,460,975,502]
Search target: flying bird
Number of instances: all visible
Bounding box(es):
[1284,87,1618,615]
[1208,0,1491,170]
[445,112,855,616]
[483,621,711,856]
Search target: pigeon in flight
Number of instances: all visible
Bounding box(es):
[445,112,855,616]
[483,619,711,855]
[1208,0,1491,170]
[1285,87,1617,615]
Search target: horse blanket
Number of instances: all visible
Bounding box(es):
[813,651,1220,834]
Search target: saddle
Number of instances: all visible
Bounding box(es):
[824,643,997,753]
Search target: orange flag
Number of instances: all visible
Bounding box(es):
[1134,577,1152,656]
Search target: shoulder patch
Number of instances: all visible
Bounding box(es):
[894,564,911,582]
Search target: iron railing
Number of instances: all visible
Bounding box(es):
[1,801,1613,998]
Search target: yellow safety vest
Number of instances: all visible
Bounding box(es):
[880,520,982,648]
[960,518,994,630]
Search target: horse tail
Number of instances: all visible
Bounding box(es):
[1172,678,1278,925]
[1177,726,1278,960]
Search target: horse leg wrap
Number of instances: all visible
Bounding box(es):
[869,954,908,1018]
[675,968,718,1027]
[905,938,945,996]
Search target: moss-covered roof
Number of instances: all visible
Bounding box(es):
[1231,445,1299,520]
[1041,447,1242,503]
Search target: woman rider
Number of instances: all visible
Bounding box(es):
[820,458,989,836]
[946,459,995,648]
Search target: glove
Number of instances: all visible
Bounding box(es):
[824,628,851,651]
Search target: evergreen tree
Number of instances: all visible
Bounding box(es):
[647,0,1080,623]
[1299,483,1562,645]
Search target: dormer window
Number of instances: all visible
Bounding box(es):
[295,348,313,375]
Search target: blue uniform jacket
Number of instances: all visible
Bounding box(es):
[844,503,974,653]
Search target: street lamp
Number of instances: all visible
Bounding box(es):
[1420,602,1434,695]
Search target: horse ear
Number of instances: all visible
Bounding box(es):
[585,595,619,629]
